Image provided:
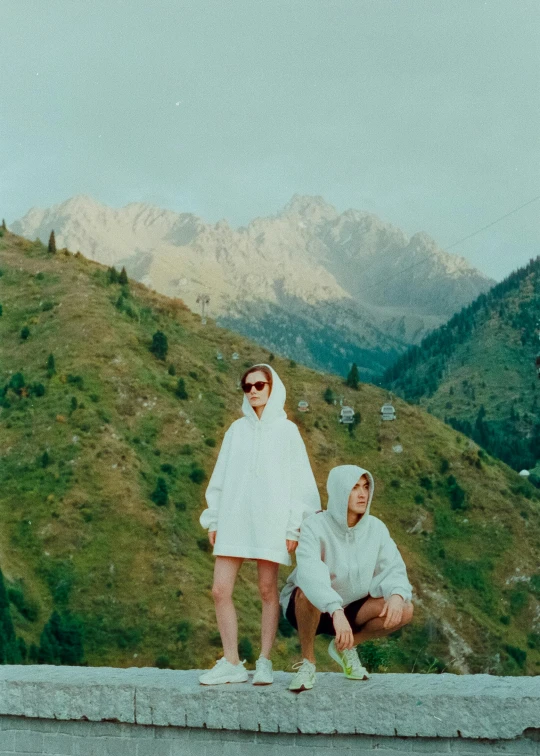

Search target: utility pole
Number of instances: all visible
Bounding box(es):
[196,294,210,324]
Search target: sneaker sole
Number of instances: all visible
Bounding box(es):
[328,642,369,680]
[199,676,249,686]
[252,680,273,686]
[288,682,314,692]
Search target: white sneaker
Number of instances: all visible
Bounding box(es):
[288,659,316,692]
[199,657,249,685]
[252,655,273,685]
[328,639,370,680]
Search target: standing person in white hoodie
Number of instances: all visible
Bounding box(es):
[281,464,413,691]
[199,364,320,686]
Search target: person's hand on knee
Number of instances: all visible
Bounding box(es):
[379,594,404,629]
[209,531,217,546]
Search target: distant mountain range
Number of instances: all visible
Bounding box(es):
[11,194,494,377]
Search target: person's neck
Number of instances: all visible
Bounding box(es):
[347,511,362,528]
[254,405,265,419]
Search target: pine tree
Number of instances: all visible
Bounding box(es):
[175,378,188,400]
[345,363,360,390]
[323,387,334,404]
[48,230,56,254]
[108,266,119,284]
[46,353,56,378]
[150,331,168,361]
[1,219,6,231]
[0,568,20,664]
[151,477,169,506]
[119,266,128,285]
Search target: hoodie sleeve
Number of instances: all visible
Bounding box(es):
[295,520,344,615]
[199,427,233,531]
[285,424,321,541]
[368,523,413,602]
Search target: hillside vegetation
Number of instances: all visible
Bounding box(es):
[0,230,539,675]
[383,257,540,474]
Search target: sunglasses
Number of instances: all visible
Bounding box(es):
[242,381,269,393]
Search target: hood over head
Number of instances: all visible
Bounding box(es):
[326,464,375,531]
[241,364,287,424]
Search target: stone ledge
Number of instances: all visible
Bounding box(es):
[0,667,538,739]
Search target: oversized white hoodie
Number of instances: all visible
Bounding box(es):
[280,464,412,615]
[199,365,320,566]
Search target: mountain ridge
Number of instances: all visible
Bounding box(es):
[11,194,495,376]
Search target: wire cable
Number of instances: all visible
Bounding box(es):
[354,193,540,297]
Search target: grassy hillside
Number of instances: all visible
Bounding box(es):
[1,230,540,675]
[383,257,540,474]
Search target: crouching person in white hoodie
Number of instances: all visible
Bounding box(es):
[280,464,413,692]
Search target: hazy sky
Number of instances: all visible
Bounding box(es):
[1,0,539,280]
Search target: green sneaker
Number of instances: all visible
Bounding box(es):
[288,659,316,692]
[328,639,370,680]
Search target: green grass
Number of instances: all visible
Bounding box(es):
[0,232,539,674]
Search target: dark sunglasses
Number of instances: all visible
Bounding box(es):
[242,381,269,393]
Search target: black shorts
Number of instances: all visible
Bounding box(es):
[285,587,370,636]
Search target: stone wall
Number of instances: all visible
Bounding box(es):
[0,667,539,755]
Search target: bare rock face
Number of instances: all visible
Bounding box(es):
[11,194,494,376]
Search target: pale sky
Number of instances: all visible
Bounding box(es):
[1,0,539,280]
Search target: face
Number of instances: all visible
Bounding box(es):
[347,475,370,517]
[244,370,271,410]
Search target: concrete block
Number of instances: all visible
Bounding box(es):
[43,732,75,755]
[136,739,172,756]
[0,730,16,751]
[14,729,43,753]
[448,738,537,754]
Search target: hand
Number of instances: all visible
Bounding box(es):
[332,609,354,651]
[379,594,404,629]
[208,531,217,546]
[286,539,298,554]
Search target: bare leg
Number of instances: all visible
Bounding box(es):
[294,589,321,664]
[212,556,244,664]
[257,560,280,659]
[352,598,414,645]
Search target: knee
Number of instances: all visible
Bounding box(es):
[212,582,233,603]
[258,581,278,604]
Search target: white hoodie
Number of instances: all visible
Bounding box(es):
[199,365,320,566]
[280,464,412,615]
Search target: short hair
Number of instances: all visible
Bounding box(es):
[240,364,273,393]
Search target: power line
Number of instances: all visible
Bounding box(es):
[354,193,540,297]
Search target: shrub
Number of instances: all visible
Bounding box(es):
[323,387,335,404]
[447,476,467,510]
[67,374,84,389]
[278,614,294,638]
[108,266,119,284]
[204,438,216,447]
[527,633,540,650]
[177,620,192,643]
[414,493,425,505]
[209,631,222,647]
[9,373,25,395]
[390,479,401,489]
[151,477,169,506]
[8,588,39,622]
[0,304,3,316]
[40,451,51,468]
[508,589,528,616]
[189,467,206,484]
[46,354,56,378]
[175,378,188,400]
[118,266,128,285]
[179,444,193,455]
[440,458,450,474]
[175,501,187,511]
[419,476,433,491]
[188,371,198,380]
[150,331,168,361]
[499,615,510,625]
[30,383,45,397]
[20,326,30,340]
[155,655,170,669]
[238,636,255,663]
[168,364,176,376]
[197,537,211,552]
[160,463,175,475]
[504,644,526,668]
[289,360,297,368]
[38,611,84,665]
